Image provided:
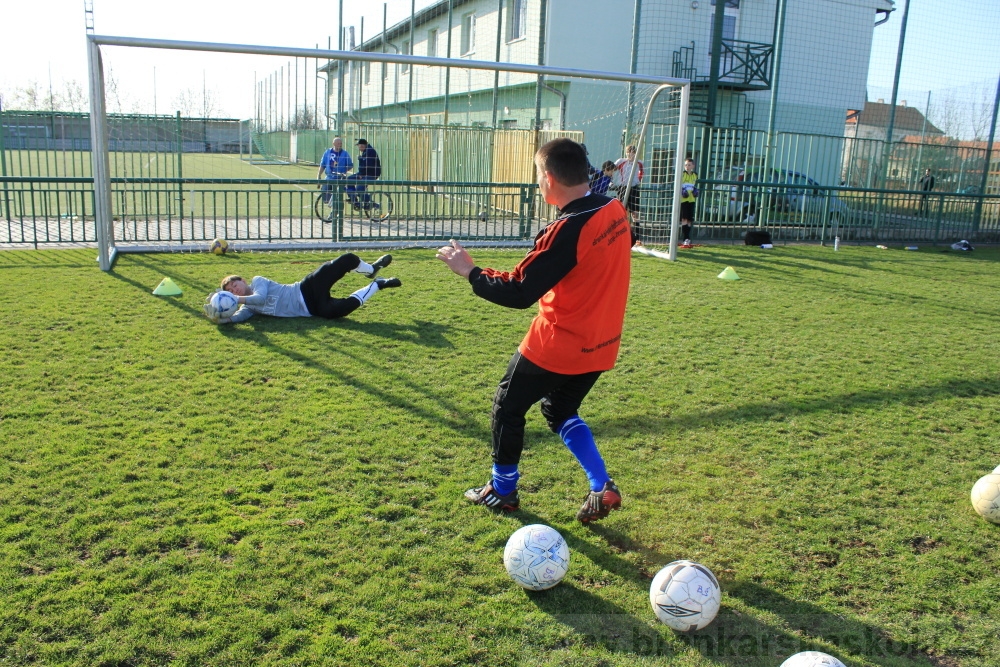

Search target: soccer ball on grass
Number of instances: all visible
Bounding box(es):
[503,524,569,591]
[649,560,721,631]
[208,290,240,319]
[210,238,229,255]
[779,651,846,667]
[971,466,1000,524]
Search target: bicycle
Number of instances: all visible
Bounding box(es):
[315,178,393,224]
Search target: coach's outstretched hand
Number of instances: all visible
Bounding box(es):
[436,239,476,279]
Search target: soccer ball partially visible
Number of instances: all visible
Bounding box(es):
[478,211,489,222]
[971,466,1000,524]
[211,238,229,255]
[780,651,846,667]
[503,524,569,591]
[649,560,721,631]
[210,290,240,319]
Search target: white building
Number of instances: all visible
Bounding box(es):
[322,0,895,180]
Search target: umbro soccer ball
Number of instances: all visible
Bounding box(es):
[971,466,1000,524]
[779,651,846,667]
[210,290,240,319]
[649,560,721,631]
[211,238,229,255]
[503,524,570,591]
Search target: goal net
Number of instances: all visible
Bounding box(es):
[83,35,689,269]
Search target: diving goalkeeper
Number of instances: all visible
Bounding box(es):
[203,253,399,324]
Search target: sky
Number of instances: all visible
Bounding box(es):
[866,0,999,106]
[0,0,439,117]
[0,0,997,120]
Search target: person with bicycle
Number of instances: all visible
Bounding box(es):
[317,136,353,208]
[346,139,382,211]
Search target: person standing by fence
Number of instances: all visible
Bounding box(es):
[615,145,644,239]
[680,158,699,245]
[918,168,935,216]
[346,139,383,211]
[317,136,353,208]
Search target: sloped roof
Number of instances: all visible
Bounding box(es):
[847,101,943,135]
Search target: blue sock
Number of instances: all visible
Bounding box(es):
[558,416,609,492]
[491,464,520,496]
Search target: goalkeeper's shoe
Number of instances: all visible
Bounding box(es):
[464,483,520,513]
[364,254,392,278]
[374,277,401,289]
[576,480,622,524]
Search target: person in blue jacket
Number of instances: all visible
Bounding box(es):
[316,136,354,206]
[346,138,382,210]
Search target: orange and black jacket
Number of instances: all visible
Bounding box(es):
[468,193,634,375]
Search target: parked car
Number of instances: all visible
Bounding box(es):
[709,166,848,221]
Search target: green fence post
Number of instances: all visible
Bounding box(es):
[0,101,10,224]
[933,193,944,244]
[519,186,531,238]
[819,190,830,245]
[334,179,345,241]
[175,111,183,222]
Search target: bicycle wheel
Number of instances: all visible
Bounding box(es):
[367,192,394,222]
[314,192,335,222]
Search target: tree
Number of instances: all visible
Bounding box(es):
[171,87,217,118]
[969,78,998,142]
[290,106,317,130]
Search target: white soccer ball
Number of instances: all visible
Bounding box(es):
[210,290,240,319]
[780,651,846,667]
[503,524,570,591]
[971,467,1000,524]
[649,560,721,631]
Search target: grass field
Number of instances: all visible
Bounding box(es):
[1,244,999,666]
[2,151,528,229]
[2,150,318,180]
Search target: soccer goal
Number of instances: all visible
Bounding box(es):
[85,35,689,270]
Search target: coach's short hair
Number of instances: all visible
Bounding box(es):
[221,275,243,290]
[535,138,590,187]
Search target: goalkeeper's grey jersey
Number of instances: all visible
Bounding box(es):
[229,276,311,322]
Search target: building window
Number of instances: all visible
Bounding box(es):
[427,29,437,58]
[507,0,527,42]
[461,13,476,55]
[402,40,411,73]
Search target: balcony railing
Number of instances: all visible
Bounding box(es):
[672,39,773,90]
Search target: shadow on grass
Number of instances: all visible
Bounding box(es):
[508,511,928,665]
[108,266,205,318]
[725,581,943,667]
[596,374,1000,435]
[219,323,478,437]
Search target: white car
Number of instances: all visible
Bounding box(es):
[712,167,848,221]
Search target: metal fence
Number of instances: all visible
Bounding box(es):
[4,175,998,248]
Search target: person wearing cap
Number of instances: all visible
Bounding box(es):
[346,138,383,210]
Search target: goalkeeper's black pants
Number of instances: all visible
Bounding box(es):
[491,350,603,465]
[299,254,363,319]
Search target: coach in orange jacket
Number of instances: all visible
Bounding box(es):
[437,138,633,523]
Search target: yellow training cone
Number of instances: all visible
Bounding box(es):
[152,277,183,296]
[717,266,741,281]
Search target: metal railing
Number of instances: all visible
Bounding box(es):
[0,177,543,246]
[3,176,998,248]
[636,179,1000,245]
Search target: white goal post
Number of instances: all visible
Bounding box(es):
[86,35,689,270]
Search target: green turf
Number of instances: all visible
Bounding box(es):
[1,244,998,666]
